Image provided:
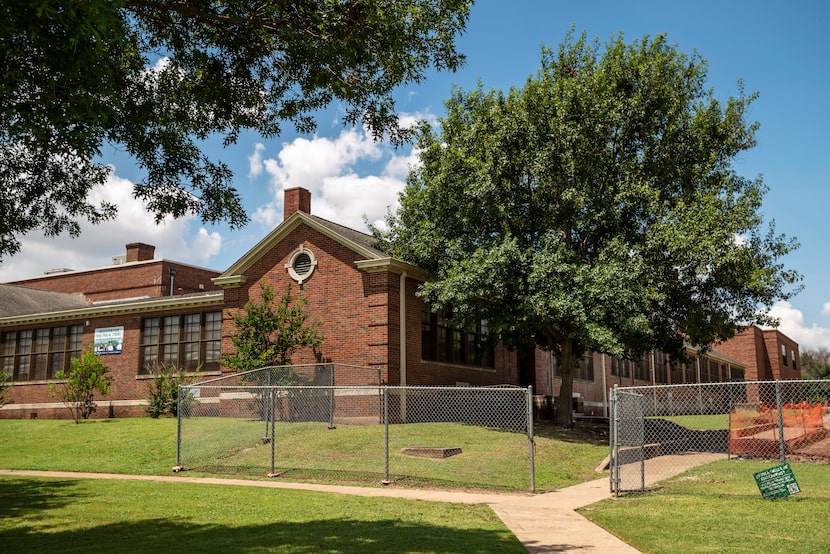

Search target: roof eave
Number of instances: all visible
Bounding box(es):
[0,293,224,327]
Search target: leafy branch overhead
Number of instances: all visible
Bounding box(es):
[0,0,471,259]
[382,31,801,426]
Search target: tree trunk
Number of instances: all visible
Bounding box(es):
[555,338,576,427]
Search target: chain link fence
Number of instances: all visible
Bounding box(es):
[177,365,536,491]
[610,379,830,494]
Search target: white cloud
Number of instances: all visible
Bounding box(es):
[189,228,223,263]
[248,143,265,179]
[765,300,830,351]
[251,127,410,233]
[0,171,224,281]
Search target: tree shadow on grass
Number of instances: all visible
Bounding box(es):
[0,478,526,553]
[0,478,85,519]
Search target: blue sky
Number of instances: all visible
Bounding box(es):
[3,1,829,349]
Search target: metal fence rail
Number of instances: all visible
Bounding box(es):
[610,379,830,494]
[177,366,535,491]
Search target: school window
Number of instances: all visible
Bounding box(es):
[139,311,221,373]
[0,325,83,382]
[654,352,669,384]
[698,356,710,383]
[611,356,629,377]
[791,350,797,371]
[575,354,594,381]
[635,355,650,381]
[709,360,721,382]
[684,360,696,384]
[421,304,493,368]
[670,360,682,385]
[781,344,787,366]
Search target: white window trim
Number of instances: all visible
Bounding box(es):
[285,245,317,285]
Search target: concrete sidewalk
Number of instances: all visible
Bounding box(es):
[2,455,719,553]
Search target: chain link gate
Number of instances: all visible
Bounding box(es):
[609,380,830,495]
[610,388,645,494]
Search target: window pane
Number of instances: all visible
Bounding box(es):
[204,341,220,371]
[183,342,200,370]
[161,344,178,367]
[142,345,158,373]
[34,329,49,353]
[204,312,222,340]
[32,354,48,380]
[143,318,160,344]
[162,316,180,343]
[51,326,67,351]
[68,326,83,352]
[50,352,65,378]
[2,332,15,357]
[183,314,200,342]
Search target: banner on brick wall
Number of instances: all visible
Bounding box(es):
[94,326,124,355]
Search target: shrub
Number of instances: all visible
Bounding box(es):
[145,366,192,418]
[50,349,112,423]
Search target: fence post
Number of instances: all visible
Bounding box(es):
[328,365,336,429]
[383,386,390,484]
[176,384,183,467]
[264,368,272,439]
[526,386,536,493]
[270,387,276,475]
[776,380,786,462]
[609,386,617,495]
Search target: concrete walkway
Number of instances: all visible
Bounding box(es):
[1,454,719,553]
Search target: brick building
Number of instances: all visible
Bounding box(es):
[0,187,800,419]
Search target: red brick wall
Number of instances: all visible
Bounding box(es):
[1,306,221,419]
[762,329,801,380]
[10,261,220,301]
[221,223,393,385]
[716,326,798,381]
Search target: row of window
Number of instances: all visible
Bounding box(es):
[1,326,83,382]
[1,311,222,382]
[781,344,798,370]
[421,305,494,368]
[139,312,222,373]
[609,353,744,384]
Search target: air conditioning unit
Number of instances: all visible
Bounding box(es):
[112,255,126,265]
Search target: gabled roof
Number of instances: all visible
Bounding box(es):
[213,211,424,288]
[0,284,91,317]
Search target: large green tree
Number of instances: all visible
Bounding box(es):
[0,0,470,260]
[382,31,800,426]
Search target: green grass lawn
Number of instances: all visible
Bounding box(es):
[581,459,830,553]
[0,476,525,553]
[4,417,828,552]
[647,413,728,430]
[0,418,609,492]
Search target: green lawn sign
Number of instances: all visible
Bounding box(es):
[753,463,801,500]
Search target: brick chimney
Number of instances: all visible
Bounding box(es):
[125,242,156,262]
[284,187,311,219]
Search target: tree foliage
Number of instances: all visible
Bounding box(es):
[222,283,324,374]
[381,31,801,426]
[0,0,471,260]
[801,348,830,380]
[49,349,112,423]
